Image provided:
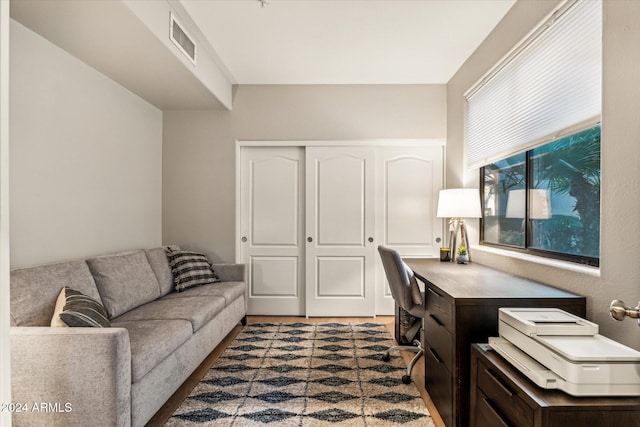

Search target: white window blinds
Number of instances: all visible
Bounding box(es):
[465,0,601,169]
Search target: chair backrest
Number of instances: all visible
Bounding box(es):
[378,245,421,313]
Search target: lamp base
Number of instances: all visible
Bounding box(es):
[448,219,471,263]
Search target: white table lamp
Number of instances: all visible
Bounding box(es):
[437,188,482,262]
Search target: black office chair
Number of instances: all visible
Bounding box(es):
[378,245,426,384]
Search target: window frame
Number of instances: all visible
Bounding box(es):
[479,137,600,268]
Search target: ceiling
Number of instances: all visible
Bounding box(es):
[10,0,517,109]
[181,0,517,85]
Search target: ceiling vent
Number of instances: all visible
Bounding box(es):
[170,13,196,64]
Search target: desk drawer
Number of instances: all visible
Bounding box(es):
[423,312,453,373]
[425,286,453,332]
[425,342,453,427]
[474,389,512,427]
[477,359,533,427]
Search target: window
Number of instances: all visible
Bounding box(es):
[468,0,602,267]
[481,125,600,266]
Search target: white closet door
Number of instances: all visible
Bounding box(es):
[305,147,376,317]
[240,147,305,315]
[375,146,444,315]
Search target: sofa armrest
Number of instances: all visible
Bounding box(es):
[212,263,246,283]
[10,327,131,427]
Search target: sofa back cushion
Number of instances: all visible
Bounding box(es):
[10,260,102,326]
[144,247,176,297]
[87,250,161,318]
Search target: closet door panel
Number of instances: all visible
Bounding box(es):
[386,157,434,245]
[240,147,304,315]
[375,146,444,315]
[250,256,299,296]
[316,155,366,246]
[251,158,299,246]
[306,147,376,317]
[316,256,365,297]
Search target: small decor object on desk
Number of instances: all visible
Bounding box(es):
[440,247,451,262]
[456,245,469,264]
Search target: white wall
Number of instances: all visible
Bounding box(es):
[230,85,446,141]
[10,20,163,268]
[447,0,640,348]
[1,2,11,425]
[163,109,234,261]
[163,84,446,262]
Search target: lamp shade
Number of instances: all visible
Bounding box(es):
[505,189,526,219]
[530,189,551,219]
[437,188,481,218]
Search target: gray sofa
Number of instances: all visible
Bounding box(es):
[9,247,247,427]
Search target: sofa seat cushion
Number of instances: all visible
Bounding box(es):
[87,250,161,319]
[111,319,192,382]
[113,296,225,333]
[161,282,245,307]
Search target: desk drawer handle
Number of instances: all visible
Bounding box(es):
[485,368,513,397]
[428,288,442,299]
[482,398,511,427]
[429,313,444,327]
[427,346,443,364]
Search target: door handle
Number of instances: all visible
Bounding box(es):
[610,300,640,323]
[427,346,443,364]
[241,236,247,243]
[429,313,444,327]
[307,237,313,243]
[368,237,374,243]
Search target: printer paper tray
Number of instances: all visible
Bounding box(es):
[489,337,640,396]
[489,337,565,389]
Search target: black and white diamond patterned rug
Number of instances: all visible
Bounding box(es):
[166,322,433,426]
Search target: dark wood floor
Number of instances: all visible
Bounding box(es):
[145,316,445,427]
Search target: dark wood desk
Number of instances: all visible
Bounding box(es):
[404,259,586,427]
[471,343,640,427]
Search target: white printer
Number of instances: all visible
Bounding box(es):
[488,307,640,396]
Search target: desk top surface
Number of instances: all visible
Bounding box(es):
[404,258,584,302]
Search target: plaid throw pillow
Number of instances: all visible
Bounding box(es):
[51,287,111,327]
[165,249,220,292]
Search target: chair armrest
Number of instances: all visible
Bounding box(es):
[10,327,131,427]
[414,273,428,305]
[212,263,246,283]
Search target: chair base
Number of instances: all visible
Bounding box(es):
[383,340,424,384]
